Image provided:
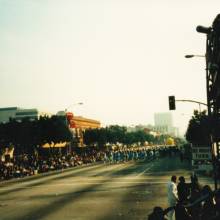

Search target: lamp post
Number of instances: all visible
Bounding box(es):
[65,102,83,113]
[184,54,208,111]
[64,102,83,128]
[59,102,83,125]
[185,54,205,58]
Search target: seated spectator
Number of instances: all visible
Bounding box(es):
[175,201,192,220]
[214,190,220,218]
[201,185,215,220]
[188,188,202,220]
[148,206,168,220]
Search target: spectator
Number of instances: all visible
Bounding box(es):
[190,174,202,193]
[201,185,215,220]
[177,176,190,203]
[167,175,178,220]
[148,206,168,220]
[175,201,192,220]
[188,188,202,220]
[214,190,220,218]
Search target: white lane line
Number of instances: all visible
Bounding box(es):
[136,163,155,177]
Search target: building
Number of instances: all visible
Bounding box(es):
[154,112,178,136]
[73,116,101,129]
[0,107,100,147]
[0,107,18,123]
[14,109,39,121]
[0,107,51,123]
[154,112,173,128]
[57,111,101,147]
[73,116,101,147]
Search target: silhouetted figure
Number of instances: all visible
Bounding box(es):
[212,190,220,220]
[175,201,192,220]
[148,207,168,220]
[188,188,202,220]
[177,176,190,203]
[201,185,215,220]
[190,174,202,193]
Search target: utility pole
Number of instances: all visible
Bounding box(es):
[197,14,220,190]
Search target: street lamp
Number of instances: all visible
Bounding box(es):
[185,54,205,58]
[65,102,83,112]
[184,54,207,112]
[56,102,83,126]
[64,102,83,126]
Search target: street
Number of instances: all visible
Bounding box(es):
[0,157,213,220]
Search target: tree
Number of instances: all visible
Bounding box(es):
[83,128,98,146]
[106,125,126,144]
[123,132,136,146]
[84,127,109,148]
[83,125,177,148]
[38,115,73,145]
[185,110,211,145]
[132,130,146,145]
[0,116,73,155]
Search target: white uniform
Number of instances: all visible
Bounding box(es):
[167,181,178,220]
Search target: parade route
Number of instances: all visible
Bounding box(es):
[0,157,211,220]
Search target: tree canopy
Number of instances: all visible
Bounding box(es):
[185,110,211,145]
[0,116,73,154]
[83,125,175,148]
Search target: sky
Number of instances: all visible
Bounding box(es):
[0,0,219,135]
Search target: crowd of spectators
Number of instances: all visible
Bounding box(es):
[0,149,104,180]
[0,145,178,181]
[148,174,220,220]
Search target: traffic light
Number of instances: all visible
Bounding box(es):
[169,96,176,110]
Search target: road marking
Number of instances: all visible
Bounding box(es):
[136,163,155,177]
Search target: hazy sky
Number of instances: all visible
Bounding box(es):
[0,0,219,135]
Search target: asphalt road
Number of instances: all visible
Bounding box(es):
[0,156,213,220]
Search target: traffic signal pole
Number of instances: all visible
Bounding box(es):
[168,96,207,112]
[175,99,207,113]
